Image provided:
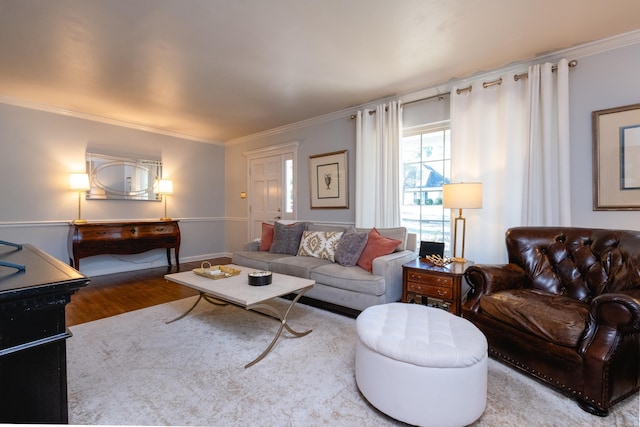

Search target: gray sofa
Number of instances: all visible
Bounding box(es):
[232,224,417,312]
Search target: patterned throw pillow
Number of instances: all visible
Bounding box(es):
[297,231,344,262]
[334,231,369,267]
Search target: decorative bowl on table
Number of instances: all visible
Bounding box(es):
[248,271,272,286]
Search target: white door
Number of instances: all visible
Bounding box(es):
[249,155,283,240]
[246,142,298,241]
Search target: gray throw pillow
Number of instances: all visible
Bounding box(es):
[269,222,308,255]
[334,231,369,266]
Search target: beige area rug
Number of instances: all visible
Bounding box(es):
[67,296,639,426]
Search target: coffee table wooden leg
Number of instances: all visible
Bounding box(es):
[244,286,312,368]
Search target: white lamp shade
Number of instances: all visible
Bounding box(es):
[443,182,482,209]
[69,173,90,191]
[157,179,174,194]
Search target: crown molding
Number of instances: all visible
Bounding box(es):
[227,30,640,144]
[0,95,224,145]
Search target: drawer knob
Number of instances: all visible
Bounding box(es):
[130,228,136,234]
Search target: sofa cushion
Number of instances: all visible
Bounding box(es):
[310,263,385,296]
[270,222,307,255]
[259,222,274,251]
[479,289,589,347]
[335,231,369,267]
[357,228,402,272]
[297,231,343,261]
[231,251,293,271]
[269,255,332,279]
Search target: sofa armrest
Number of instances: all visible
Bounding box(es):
[242,240,260,251]
[578,289,640,354]
[372,250,418,302]
[463,264,526,313]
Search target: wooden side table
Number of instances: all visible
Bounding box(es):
[402,258,472,316]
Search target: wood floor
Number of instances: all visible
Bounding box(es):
[65,257,231,326]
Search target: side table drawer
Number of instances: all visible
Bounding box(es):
[407,282,453,299]
[406,271,453,288]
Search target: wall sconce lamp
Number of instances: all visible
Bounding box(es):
[69,173,90,224]
[157,179,174,221]
[443,182,483,262]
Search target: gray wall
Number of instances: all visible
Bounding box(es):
[224,115,357,252]
[569,41,640,230]
[0,103,226,276]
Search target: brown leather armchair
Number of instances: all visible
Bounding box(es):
[462,227,640,416]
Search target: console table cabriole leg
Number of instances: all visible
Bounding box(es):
[244,286,313,368]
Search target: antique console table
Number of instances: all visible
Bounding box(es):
[68,220,181,270]
[0,242,89,423]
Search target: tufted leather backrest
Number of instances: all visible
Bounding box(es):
[505,227,640,302]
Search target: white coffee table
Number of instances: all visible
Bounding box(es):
[164,264,314,368]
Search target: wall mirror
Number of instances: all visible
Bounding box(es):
[86,152,163,201]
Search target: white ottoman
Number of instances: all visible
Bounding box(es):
[355,303,487,427]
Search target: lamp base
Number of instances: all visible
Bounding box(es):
[72,219,88,224]
[451,257,467,263]
[160,217,172,221]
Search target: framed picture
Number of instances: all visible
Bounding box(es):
[592,103,640,210]
[309,150,348,209]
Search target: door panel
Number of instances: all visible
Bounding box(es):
[250,155,282,240]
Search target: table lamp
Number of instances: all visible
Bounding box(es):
[443,182,482,262]
[157,179,174,221]
[69,173,90,224]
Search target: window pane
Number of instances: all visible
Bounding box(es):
[401,125,452,256]
[284,158,293,213]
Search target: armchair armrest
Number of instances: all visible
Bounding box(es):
[578,289,640,354]
[463,264,526,313]
[372,250,418,303]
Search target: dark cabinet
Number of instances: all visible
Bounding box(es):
[0,243,89,423]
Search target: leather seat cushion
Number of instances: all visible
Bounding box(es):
[479,289,589,347]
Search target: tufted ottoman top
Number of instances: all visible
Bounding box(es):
[357,303,487,368]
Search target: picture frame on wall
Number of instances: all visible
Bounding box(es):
[592,103,640,210]
[309,150,348,209]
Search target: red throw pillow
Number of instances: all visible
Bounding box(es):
[357,228,402,272]
[259,223,274,251]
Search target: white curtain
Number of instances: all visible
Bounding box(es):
[450,59,571,263]
[523,59,571,225]
[355,101,403,228]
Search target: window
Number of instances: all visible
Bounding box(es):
[284,156,293,214]
[401,122,452,255]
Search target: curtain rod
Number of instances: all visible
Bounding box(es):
[350,59,578,119]
[349,94,448,119]
[456,59,578,95]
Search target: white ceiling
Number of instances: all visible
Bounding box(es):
[1,0,640,143]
